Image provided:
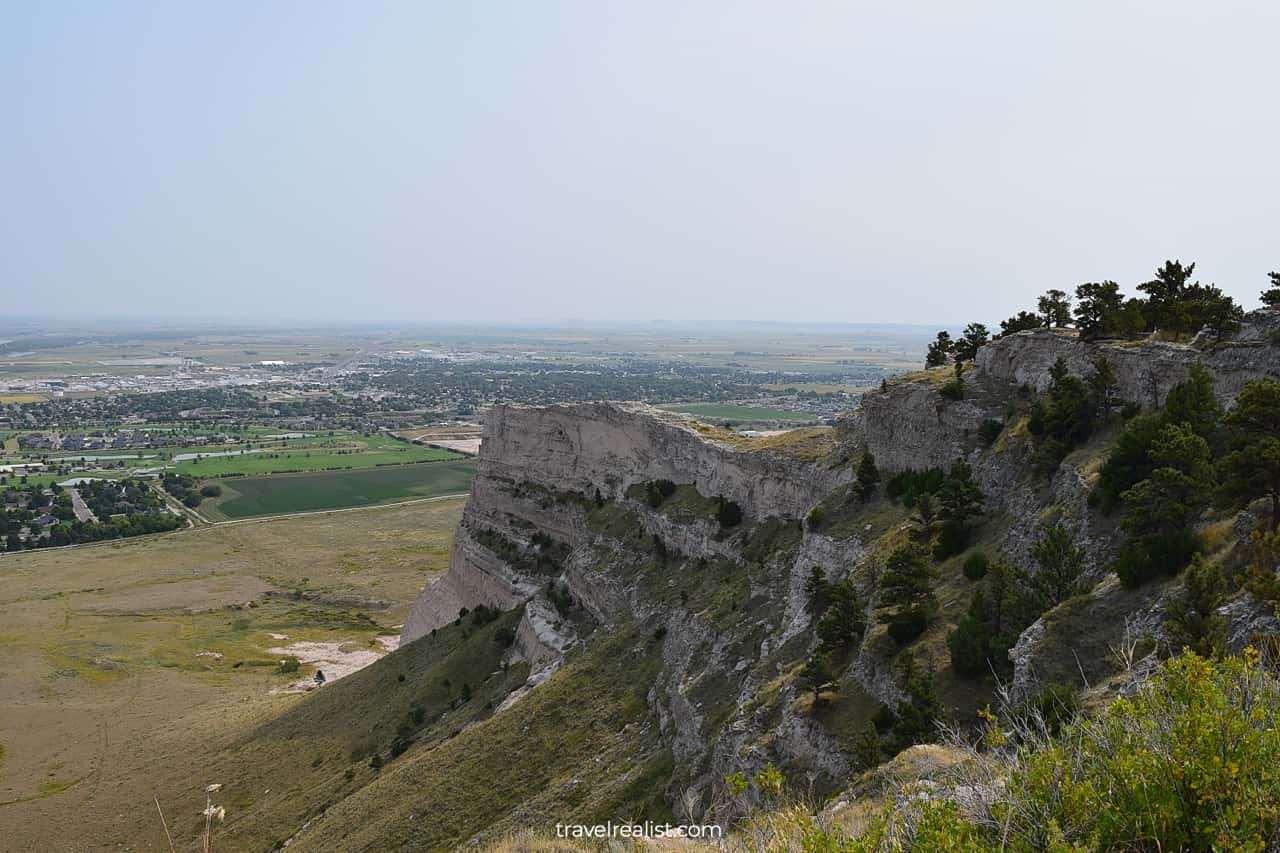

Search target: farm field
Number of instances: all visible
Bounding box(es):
[201,460,477,519]
[660,402,820,423]
[171,440,457,476]
[0,496,464,850]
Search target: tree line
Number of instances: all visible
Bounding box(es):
[925,263,1278,370]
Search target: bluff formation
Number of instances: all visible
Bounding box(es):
[398,310,1280,801]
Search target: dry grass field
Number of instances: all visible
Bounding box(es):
[0,497,464,851]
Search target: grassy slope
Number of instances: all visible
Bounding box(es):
[285,625,668,852]
[197,608,534,852]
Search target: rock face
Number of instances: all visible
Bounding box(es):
[398,401,875,794]
[402,402,850,646]
[851,378,988,473]
[476,402,846,520]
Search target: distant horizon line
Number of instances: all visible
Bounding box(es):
[0,316,954,335]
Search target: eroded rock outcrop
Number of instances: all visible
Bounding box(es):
[402,402,851,646]
[975,310,1280,406]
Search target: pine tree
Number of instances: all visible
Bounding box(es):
[816,580,865,650]
[935,459,984,557]
[925,330,954,368]
[800,653,834,702]
[1165,555,1227,657]
[1260,271,1280,308]
[879,543,932,607]
[1074,280,1125,340]
[1037,289,1072,328]
[1028,524,1087,607]
[1115,423,1213,586]
[953,323,990,363]
[1217,379,1280,529]
[853,720,881,770]
[1088,356,1119,419]
[1139,259,1196,332]
[1000,310,1042,335]
[804,566,829,614]
[855,450,880,500]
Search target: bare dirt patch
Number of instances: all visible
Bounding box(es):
[267,635,401,693]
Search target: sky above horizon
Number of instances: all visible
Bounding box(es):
[3,2,1278,326]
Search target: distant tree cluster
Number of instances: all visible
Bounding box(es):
[1025,355,1119,469]
[924,261,1268,369]
[2,477,182,550]
[886,459,986,560]
[1091,364,1280,587]
[161,472,209,508]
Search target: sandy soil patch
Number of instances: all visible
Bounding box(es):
[267,635,399,694]
[422,438,482,456]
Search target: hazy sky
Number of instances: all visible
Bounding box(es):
[3,2,1278,325]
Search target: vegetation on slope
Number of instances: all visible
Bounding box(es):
[481,651,1280,852]
[286,625,669,852]
[179,606,531,851]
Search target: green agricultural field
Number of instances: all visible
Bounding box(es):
[172,435,457,476]
[205,460,477,519]
[660,402,819,422]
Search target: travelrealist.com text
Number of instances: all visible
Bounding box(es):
[555,821,723,840]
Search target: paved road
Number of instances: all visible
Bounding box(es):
[66,488,99,523]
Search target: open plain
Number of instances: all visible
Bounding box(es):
[0,497,464,851]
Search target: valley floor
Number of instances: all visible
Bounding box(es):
[0,498,464,851]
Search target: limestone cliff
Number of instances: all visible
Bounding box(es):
[402,403,849,647]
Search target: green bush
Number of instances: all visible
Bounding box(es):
[939,378,965,401]
[716,497,743,529]
[887,608,929,645]
[932,520,969,559]
[978,418,1003,446]
[1113,528,1200,588]
[962,551,989,581]
[794,652,1280,852]
[643,479,677,508]
[885,468,945,507]
[1000,652,1280,850]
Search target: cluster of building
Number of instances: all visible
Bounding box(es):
[0,362,308,401]
[18,430,233,453]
